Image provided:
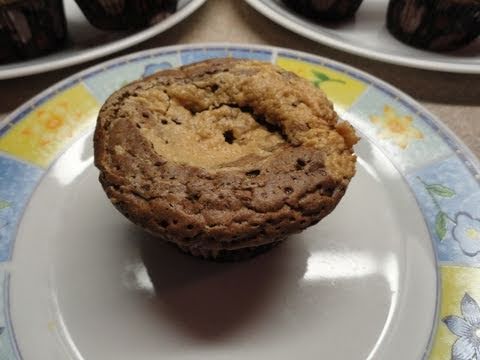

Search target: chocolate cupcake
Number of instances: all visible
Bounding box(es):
[94,59,358,260]
[282,0,364,21]
[0,0,67,63]
[74,0,178,31]
[387,0,480,51]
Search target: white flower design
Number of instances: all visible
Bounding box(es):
[443,293,480,360]
[453,213,480,257]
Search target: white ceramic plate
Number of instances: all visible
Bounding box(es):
[245,0,480,74]
[0,0,206,80]
[0,44,480,359]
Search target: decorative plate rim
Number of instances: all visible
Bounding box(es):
[2,43,478,172]
[1,43,479,359]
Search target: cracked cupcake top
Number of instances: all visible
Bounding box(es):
[94,58,358,253]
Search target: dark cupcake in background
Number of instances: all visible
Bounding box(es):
[282,0,364,21]
[0,0,67,63]
[387,0,480,51]
[74,0,178,31]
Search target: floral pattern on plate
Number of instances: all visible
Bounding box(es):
[453,214,480,257]
[370,105,424,149]
[430,266,480,360]
[348,86,453,173]
[276,56,367,114]
[406,156,480,266]
[443,293,480,360]
[0,84,100,168]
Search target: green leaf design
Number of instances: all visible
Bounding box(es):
[0,200,10,210]
[312,70,330,81]
[427,184,456,198]
[435,211,447,240]
[312,70,346,87]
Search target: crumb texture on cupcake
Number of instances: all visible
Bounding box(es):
[94,59,358,255]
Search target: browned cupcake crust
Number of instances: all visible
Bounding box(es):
[94,58,358,259]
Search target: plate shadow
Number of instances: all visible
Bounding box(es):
[138,231,309,341]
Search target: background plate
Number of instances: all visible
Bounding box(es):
[245,0,480,74]
[0,0,206,79]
